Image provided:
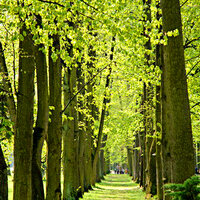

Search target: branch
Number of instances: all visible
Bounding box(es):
[79,0,98,11]
[184,37,200,49]
[38,0,64,7]
[78,11,95,20]
[187,60,200,76]
[61,65,108,114]
[181,0,189,7]
[186,54,200,62]
[191,102,200,109]
[38,0,94,21]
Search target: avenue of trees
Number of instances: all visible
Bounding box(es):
[0,0,200,200]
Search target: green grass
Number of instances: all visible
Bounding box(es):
[82,174,145,200]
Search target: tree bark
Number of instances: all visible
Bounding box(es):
[145,85,157,198]
[32,15,49,200]
[155,86,163,200]
[161,0,195,194]
[127,148,133,176]
[63,66,79,200]
[14,25,35,200]
[46,34,62,200]
[77,63,86,196]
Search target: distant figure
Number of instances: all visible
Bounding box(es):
[116,165,120,174]
[125,168,128,174]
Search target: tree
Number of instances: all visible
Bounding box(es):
[14,23,35,200]
[32,14,48,200]
[161,0,195,188]
[46,34,62,200]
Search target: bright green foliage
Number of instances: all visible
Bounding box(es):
[165,176,200,200]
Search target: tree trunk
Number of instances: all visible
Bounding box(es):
[0,42,16,128]
[0,144,8,200]
[145,85,157,198]
[141,83,147,189]
[161,0,195,187]
[155,85,163,200]
[84,120,93,191]
[133,134,140,182]
[96,154,101,183]
[63,66,79,200]
[14,25,35,200]
[32,15,48,200]
[46,34,62,200]
[127,148,133,176]
[77,63,86,196]
[92,37,114,185]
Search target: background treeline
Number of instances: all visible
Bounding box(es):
[0,0,200,200]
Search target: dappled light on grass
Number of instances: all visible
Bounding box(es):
[82,174,145,200]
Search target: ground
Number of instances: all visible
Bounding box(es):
[82,174,145,200]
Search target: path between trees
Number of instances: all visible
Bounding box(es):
[82,174,145,200]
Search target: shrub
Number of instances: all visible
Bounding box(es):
[164,175,200,200]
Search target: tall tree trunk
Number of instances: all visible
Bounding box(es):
[0,144,8,200]
[63,66,79,200]
[92,37,115,185]
[77,63,86,196]
[141,83,147,189]
[32,15,48,200]
[84,120,93,191]
[14,25,35,200]
[96,154,101,183]
[92,66,112,185]
[83,76,93,191]
[155,86,163,200]
[84,44,97,190]
[145,85,157,198]
[161,0,195,192]
[99,134,107,179]
[46,34,62,200]
[155,2,164,199]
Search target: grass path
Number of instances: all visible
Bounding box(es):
[82,174,145,200]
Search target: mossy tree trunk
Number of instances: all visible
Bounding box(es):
[155,85,163,200]
[32,15,48,200]
[161,0,195,190]
[77,62,86,196]
[14,25,35,200]
[145,85,157,198]
[63,65,79,200]
[155,3,164,199]
[46,34,62,200]
[84,45,97,190]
